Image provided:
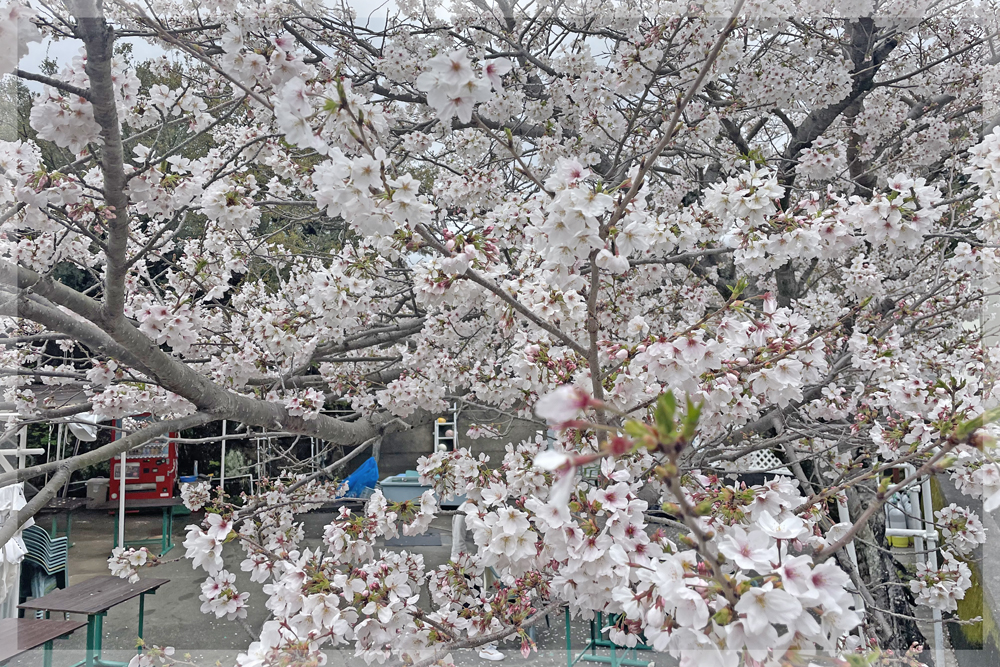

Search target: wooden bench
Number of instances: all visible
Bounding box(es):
[0,618,87,667]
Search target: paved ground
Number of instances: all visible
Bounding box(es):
[17,502,967,667]
[8,507,666,667]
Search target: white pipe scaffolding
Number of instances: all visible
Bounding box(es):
[220,420,227,493]
[881,463,945,667]
[0,421,45,474]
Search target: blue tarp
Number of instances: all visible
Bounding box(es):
[343,456,379,497]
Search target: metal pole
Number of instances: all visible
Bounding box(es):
[117,451,126,549]
[909,483,924,559]
[921,476,945,667]
[45,424,53,485]
[220,420,227,494]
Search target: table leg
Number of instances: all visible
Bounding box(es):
[44,639,53,667]
[113,512,119,549]
[98,613,105,654]
[51,515,58,538]
[161,508,168,556]
[566,608,572,667]
[67,510,74,545]
[85,614,97,667]
[158,507,174,556]
[167,506,174,552]
[138,592,145,653]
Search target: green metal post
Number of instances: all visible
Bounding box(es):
[113,513,119,549]
[44,639,53,667]
[95,613,104,656]
[566,608,572,667]
[138,592,145,653]
[160,508,166,555]
[167,506,174,550]
[51,515,57,538]
[85,614,96,667]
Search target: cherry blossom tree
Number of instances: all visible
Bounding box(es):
[3,0,1000,665]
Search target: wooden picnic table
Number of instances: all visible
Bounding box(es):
[112,497,183,556]
[0,618,87,666]
[20,575,170,667]
[38,497,88,545]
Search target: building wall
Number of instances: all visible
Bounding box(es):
[376,408,544,476]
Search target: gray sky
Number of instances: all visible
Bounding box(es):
[18,0,400,84]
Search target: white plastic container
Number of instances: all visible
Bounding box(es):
[377,473,467,507]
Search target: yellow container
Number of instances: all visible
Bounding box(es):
[889,536,912,548]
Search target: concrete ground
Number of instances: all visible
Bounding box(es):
[8,507,666,667]
[8,503,975,667]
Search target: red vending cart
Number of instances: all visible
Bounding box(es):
[109,418,179,501]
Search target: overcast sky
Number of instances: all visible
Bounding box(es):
[18,0,401,83]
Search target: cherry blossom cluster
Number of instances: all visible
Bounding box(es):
[934,504,986,556]
[415,48,510,124]
[280,388,325,421]
[125,645,176,667]
[0,1,39,73]
[88,383,195,420]
[135,301,199,356]
[180,481,212,512]
[908,549,973,612]
[107,547,153,584]
[200,569,251,621]
[28,56,101,153]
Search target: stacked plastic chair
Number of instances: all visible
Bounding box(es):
[19,525,68,618]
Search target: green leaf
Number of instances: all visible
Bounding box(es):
[623,420,648,440]
[654,391,677,438]
[730,277,748,300]
[681,397,703,441]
